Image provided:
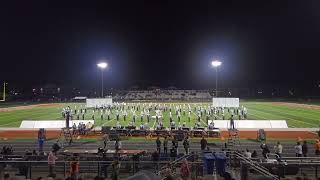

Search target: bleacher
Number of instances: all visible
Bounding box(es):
[1,139,320,179]
[113,89,213,101]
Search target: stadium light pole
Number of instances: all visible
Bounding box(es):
[211,60,222,97]
[97,62,108,98]
[0,82,7,102]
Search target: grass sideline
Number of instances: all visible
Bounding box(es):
[0,101,319,128]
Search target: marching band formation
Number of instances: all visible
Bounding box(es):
[61,103,248,131]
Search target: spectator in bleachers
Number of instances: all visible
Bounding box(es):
[111,160,120,180]
[156,136,161,154]
[315,140,320,155]
[115,138,122,152]
[103,134,109,149]
[32,149,38,156]
[3,173,10,180]
[244,149,252,158]
[52,141,60,153]
[302,141,308,157]
[251,150,258,158]
[200,137,207,151]
[274,141,283,158]
[38,138,44,153]
[164,136,168,155]
[183,136,190,155]
[48,151,57,177]
[260,142,270,158]
[180,158,190,180]
[1,146,13,155]
[162,163,174,180]
[100,153,109,179]
[295,142,303,157]
[70,154,80,179]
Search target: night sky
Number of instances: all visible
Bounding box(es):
[1,1,319,91]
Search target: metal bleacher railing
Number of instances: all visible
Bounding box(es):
[0,159,204,179]
[2,152,320,179]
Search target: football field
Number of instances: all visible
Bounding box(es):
[0,101,319,128]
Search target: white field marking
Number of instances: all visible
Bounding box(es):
[249,108,313,127]
[264,107,318,126]
[101,117,116,126]
[191,112,208,127]
[266,103,320,119]
[240,108,298,128]
[255,107,316,126]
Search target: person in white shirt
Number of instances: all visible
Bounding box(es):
[244,149,252,158]
[295,142,303,157]
[274,141,283,158]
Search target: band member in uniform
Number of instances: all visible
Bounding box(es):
[123,111,127,121]
[107,110,110,120]
[116,110,120,121]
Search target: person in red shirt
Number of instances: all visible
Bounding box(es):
[315,140,320,155]
[48,151,58,177]
[180,158,190,180]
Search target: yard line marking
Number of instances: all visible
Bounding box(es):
[101,119,115,126]
[191,112,208,127]
[249,108,314,126]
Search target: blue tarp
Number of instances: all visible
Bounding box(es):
[215,153,227,175]
[203,153,215,174]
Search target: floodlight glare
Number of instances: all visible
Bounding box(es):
[211,60,222,67]
[97,62,108,98]
[97,62,108,69]
[210,60,222,97]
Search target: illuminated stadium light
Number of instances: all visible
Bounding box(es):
[97,61,108,98]
[211,60,222,67]
[97,62,108,69]
[211,60,222,97]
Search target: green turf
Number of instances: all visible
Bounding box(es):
[0,102,319,128]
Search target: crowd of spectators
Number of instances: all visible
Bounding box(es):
[3,138,320,180]
[1,146,13,155]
